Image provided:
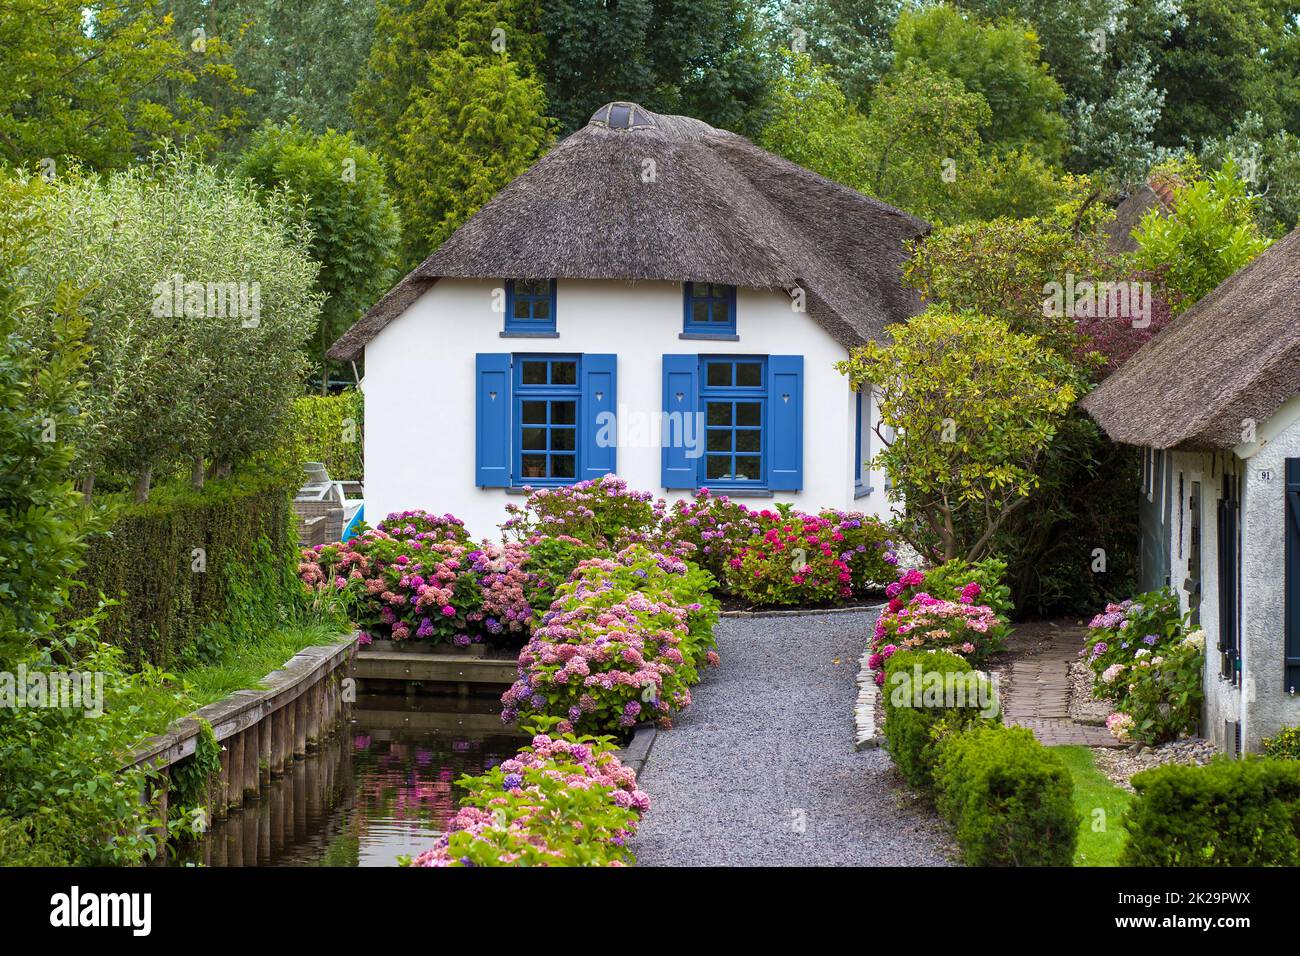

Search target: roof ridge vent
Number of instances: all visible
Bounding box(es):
[588,102,657,131]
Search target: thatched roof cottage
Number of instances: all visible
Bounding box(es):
[331,102,928,536]
[1082,226,1300,752]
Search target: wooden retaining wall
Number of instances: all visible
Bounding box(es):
[122,633,358,837]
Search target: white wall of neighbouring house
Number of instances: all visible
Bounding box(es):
[1166,409,1300,752]
[360,277,894,539]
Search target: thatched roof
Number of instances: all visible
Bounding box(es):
[1103,178,1178,255]
[328,102,929,361]
[1081,226,1299,450]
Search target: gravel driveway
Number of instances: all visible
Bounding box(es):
[631,608,955,867]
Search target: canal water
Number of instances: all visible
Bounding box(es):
[164,694,525,867]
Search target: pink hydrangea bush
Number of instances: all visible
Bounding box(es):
[410,733,647,867]
[867,562,1011,686]
[502,565,703,734]
[298,529,534,646]
[723,510,897,606]
[659,488,761,578]
[501,475,666,549]
[374,509,471,544]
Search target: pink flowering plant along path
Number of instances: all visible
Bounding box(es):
[409,728,649,867]
[502,545,719,735]
[867,560,1010,686]
[1082,589,1204,744]
[298,510,534,647]
[502,474,666,549]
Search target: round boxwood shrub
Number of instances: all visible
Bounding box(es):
[934,723,1079,866]
[881,648,997,792]
[1121,757,1300,866]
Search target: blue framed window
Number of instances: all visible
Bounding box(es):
[661,353,802,492]
[516,355,579,483]
[683,282,736,335]
[701,357,766,486]
[475,353,616,488]
[504,279,557,333]
[854,389,871,497]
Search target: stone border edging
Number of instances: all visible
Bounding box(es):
[120,631,359,773]
[721,603,884,619]
[854,647,882,750]
[617,724,658,776]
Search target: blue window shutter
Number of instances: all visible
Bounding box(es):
[768,355,803,491]
[662,354,699,489]
[581,353,617,480]
[475,353,511,487]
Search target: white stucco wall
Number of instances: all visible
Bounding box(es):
[361,277,892,539]
[1165,409,1300,752]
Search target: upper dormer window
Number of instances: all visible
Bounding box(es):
[505,279,557,333]
[683,282,736,335]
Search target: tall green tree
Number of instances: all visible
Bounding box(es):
[391,45,554,265]
[0,0,248,171]
[352,0,543,168]
[1132,159,1274,310]
[0,177,90,667]
[540,0,773,134]
[160,0,380,151]
[239,122,402,389]
[892,3,1068,161]
[777,0,900,109]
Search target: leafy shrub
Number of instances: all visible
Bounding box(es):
[502,549,717,734]
[300,531,532,646]
[66,471,299,667]
[502,475,665,549]
[1263,726,1300,760]
[934,723,1079,866]
[522,536,609,616]
[881,648,997,792]
[284,390,364,479]
[660,489,760,578]
[374,509,471,544]
[1121,758,1300,866]
[1101,630,1204,745]
[723,508,897,606]
[0,627,189,866]
[410,732,647,867]
[1082,588,1185,675]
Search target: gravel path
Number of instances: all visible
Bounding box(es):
[631,608,955,867]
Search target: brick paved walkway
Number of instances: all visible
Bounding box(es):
[1001,632,1122,747]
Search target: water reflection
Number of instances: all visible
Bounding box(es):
[164,695,524,867]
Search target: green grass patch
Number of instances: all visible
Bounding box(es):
[175,619,346,707]
[1053,745,1132,866]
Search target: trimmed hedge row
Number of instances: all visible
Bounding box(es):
[285,391,363,480]
[1121,758,1300,866]
[67,473,296,667]
[881,648,1079,866]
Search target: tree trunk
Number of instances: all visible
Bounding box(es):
[133,466,152,504]
[77,473,95,506]
[191,457,205,490]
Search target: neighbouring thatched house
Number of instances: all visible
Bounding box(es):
[1103,177,1178,255]
[1081,226,1300,753]
[329,102,928,536]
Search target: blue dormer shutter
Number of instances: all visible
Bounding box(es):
[768,355,803,491]
[581,354,617,480]
[662,354,699,489]
[475,353,511,487]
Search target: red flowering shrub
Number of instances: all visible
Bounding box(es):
[722,509,897,606]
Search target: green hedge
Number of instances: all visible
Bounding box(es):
[881,649,997,792]
[67,473,296,667]
[935,724,1080,866]
[286,390,363,479]
[1121,758,1300,866]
